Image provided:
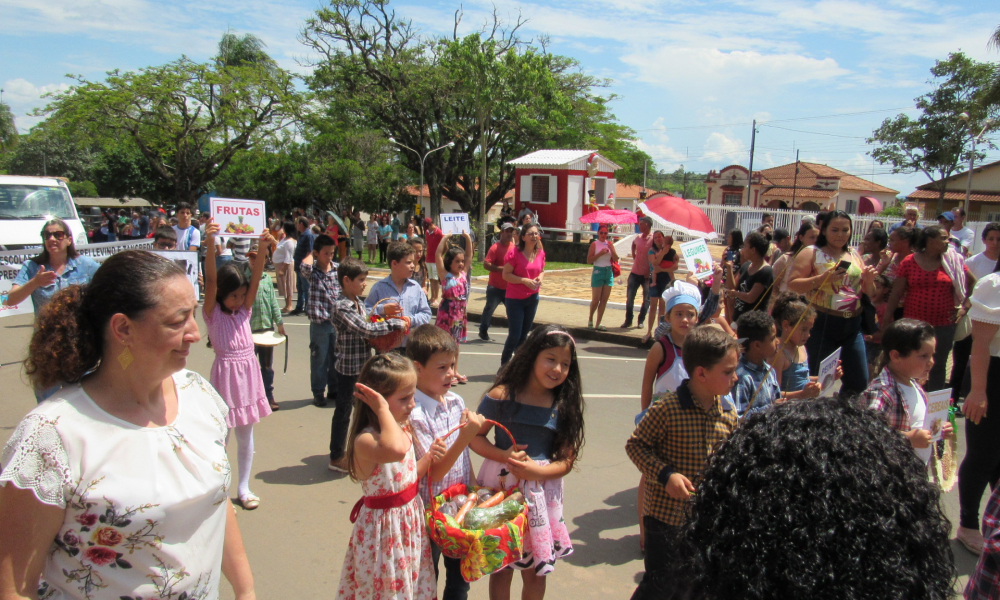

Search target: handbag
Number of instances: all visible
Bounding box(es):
[859,294,878,336]
[611,260,621,278]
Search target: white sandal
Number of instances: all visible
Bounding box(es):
[239,493,261,510]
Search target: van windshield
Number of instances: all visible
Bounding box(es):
[0,184,76,220]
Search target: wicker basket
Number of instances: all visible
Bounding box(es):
[368,297,409,353]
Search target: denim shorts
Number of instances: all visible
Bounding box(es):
[591,265,614,287]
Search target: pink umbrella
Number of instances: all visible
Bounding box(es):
[638,194,717,238]
[578,209,638,224]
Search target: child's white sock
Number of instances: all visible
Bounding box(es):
[228,424,255,498]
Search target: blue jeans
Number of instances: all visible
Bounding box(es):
[478,285,507,336]
[501,294,539,365]
[309,321,338,399]
[805,312,868,397]
[624,272,650,327]
[294,263,309,312]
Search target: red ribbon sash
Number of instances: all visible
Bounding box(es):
[349,480,418,523]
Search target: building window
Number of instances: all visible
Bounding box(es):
[844,199,857,215]
[532,176,550,203]
[723,193,742,206]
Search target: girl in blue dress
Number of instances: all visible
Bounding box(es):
[470,324,585,599]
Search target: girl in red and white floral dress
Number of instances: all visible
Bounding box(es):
[336,354,446,600]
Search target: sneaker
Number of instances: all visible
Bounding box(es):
[312,397,328,408]
[479,331,491,341]
[957,526,985,555]
[620,321,632,329]
[637,321,645,329]
[268,399,280,411]
[328,458,350,473]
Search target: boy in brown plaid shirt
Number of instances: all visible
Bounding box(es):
[626,326,741,600]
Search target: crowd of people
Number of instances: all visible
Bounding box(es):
[2,201,1000,600]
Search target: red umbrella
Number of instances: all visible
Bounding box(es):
[638,194,717,238]
[578,209,638,225]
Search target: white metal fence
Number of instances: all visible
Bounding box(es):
[653,205,993,255]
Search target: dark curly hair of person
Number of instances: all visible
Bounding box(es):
[491,324,584,462]
[676,396,955,600]
[25,251,186,390]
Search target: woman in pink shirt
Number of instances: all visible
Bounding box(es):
[501,223,546,365]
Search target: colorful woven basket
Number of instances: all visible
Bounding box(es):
[424,420,529,582]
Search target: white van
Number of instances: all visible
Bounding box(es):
[0,175,88,251]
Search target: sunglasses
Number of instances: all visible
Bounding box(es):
[43,230,68,241]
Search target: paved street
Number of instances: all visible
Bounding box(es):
[0,306,981,598]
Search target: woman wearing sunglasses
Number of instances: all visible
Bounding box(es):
[4,219,100,316]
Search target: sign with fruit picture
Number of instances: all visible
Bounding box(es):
[210,198,266,241]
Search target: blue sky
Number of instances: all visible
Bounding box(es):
[2,0,999,196]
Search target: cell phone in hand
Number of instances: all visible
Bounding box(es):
[836,259,851,272]
[725,250,737,262]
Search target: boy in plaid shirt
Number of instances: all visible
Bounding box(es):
[626,325,741,600]
[327,258,408,473]
[407,324,484,600]
[300,234,340,407]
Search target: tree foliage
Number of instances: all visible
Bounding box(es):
[867,52,998,214]
[3,123,95,181]
[0,102,17,153]
[301,0,652,224]
[37,37,301,204]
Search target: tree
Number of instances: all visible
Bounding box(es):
[301,0,652,230]
[37,43,301,203]
[0,102,17,153]
[4,123,95,181]
[868,52,997,215]
[988,24,1000,108]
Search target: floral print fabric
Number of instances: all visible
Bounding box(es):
[0,370,231,600]
[336,430,436,599]
[435,272,468,343]
[426,483,528,582]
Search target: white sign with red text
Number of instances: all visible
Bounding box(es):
[210,198,266,242]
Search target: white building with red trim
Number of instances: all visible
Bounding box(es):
[705,162,897,214]
[507,150,622,230]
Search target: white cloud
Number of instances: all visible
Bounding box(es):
[2,79,72,132]
[703,132,748,164]
[622,47,849,98]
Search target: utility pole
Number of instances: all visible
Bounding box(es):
[791,149,800,208]
[746,120,757,206]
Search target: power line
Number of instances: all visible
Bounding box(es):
[761,124,870,139]
[635,107,915,133]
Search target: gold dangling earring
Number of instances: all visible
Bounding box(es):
[118,343,134,370]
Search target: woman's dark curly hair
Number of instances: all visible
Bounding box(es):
[25,251,186,389]
[677,396,955,600]
[491,324,585,462]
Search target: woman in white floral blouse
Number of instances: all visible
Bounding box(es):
[0,250,255,600]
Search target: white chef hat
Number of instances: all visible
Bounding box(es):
[662,281,702,313]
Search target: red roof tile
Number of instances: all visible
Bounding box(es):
[907,189,1000,204]
[758,162,897,194]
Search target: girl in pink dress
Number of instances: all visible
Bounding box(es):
[337,354,443,600]
[435,231,473,384]
[203,221,275,510]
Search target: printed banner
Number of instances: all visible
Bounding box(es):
[0,239,153,317]
[149,250,200,297]
[210,197,266,242]
[440,212,471,235]
[679,238,714,280]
